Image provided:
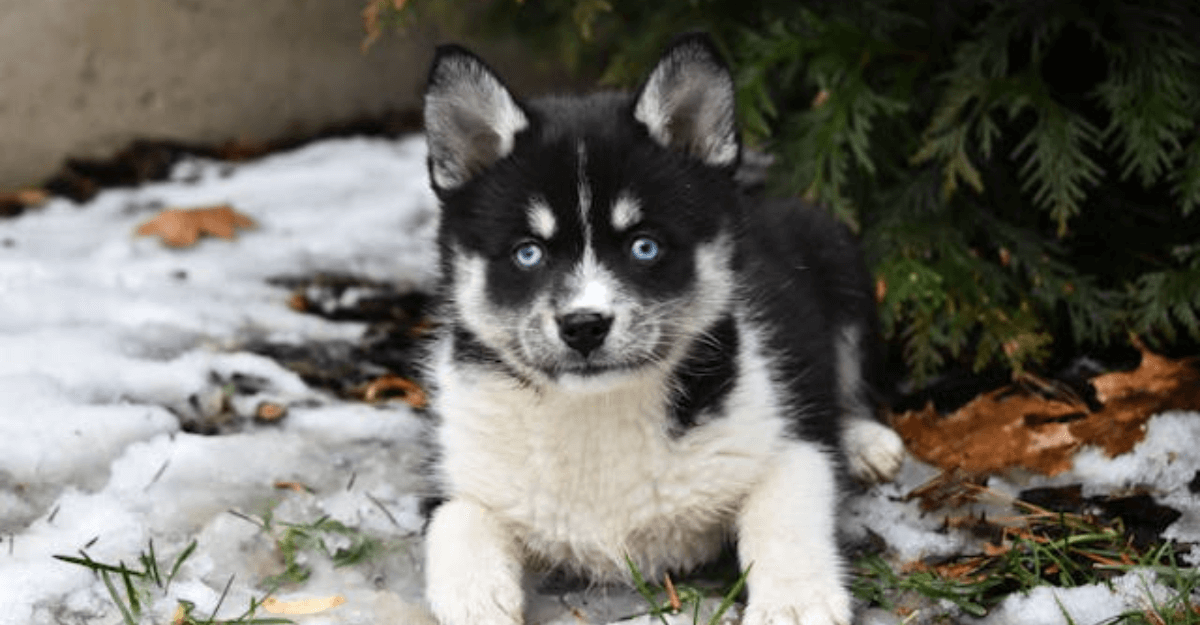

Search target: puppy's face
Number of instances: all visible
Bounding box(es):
[444,134,736,385]
[426,40,741,387]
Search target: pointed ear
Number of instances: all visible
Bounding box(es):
[424,45,530,191]
[633,34,739,169]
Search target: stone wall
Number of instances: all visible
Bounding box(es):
[0,0,562,190]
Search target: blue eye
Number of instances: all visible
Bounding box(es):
[513,242,545,268]
[630,236,661,262]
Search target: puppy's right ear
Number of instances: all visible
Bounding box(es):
[424,45,529,192]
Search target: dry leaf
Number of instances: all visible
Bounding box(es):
[261,595,346,615]
[135,204,255,247]
[287,291,310,313]
[359,374,427,408]
[893,340,1200,475]
[1,187,50,217]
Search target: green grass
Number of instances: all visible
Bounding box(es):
[52,503,396,624]
[626,555,750,625]
[231,505,388,587]
[53,539,289,625]
[852,503,1199,624]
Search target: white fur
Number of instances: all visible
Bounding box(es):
[611,194,643,231]
[526,197,557,240]
[576,141,592,234]
[427,313,851,625]
[450,253,512,354]
[564,251,616,314]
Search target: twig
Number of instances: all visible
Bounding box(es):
[366,492,400,528]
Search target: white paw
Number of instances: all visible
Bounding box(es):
[425,500,524,625]
[741,590,852,625]
[843,418,905,483]
[428,589,522,625]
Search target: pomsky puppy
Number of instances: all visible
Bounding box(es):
[420,33,905,625]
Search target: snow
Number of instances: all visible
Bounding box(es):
[0,134,1195,625]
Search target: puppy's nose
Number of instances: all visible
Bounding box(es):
[557,312,613,357]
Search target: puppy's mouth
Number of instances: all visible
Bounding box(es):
[546,354,658,379]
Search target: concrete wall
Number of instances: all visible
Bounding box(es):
[0,0,563,190]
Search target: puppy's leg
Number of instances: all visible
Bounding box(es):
[737,442,851,625]
[425,498,524,625]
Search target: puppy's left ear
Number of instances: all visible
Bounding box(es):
[633,34,739,169]
[424,45,530,192]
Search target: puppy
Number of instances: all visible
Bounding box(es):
[419,33,904,625]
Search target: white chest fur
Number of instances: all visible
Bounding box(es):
[430,321,789,579]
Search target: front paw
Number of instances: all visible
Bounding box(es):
[843,418,905,484]
[741,596,851,625]
[425,499,524,625]
[427,585,522,625]
[741,583,852,625]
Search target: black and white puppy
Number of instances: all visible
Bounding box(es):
[420,33,905,625]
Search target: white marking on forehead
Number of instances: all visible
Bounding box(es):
[576,141,592,240]
[610,193,643,231]
[526,197,557,239]
[565,250,614,313]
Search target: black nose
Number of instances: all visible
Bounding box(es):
[557,312,613,357]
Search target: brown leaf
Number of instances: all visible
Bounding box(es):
[893,341,1200,475]
[1,187,50,217]
[135,204,255,247]
[358,374,427,409]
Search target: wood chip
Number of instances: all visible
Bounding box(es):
[261,595,346,615]
[255,402,287,422]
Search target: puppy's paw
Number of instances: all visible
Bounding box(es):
[425,500,524,625]
[427,584,522,625]
[843,418,905,483]
[426,556,522,625]
[741,590,852,625]
[741,562,852,625]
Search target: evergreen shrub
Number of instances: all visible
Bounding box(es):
[366,0,1200,384]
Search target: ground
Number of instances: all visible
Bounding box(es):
[0,136,1196,625]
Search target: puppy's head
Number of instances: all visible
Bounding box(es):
[425,34,741,388]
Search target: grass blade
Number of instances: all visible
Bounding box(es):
[708,564,751,625]
[625,555,670,625]
[54,554,136,576]
[100,570,138,625]
[145,538,162,587]
[166,540,197,592]
[119,561,141,616]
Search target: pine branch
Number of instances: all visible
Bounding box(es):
[1131,245,1200,344]
[1009,94,1105,236]
[1172,137,1200,216]
[1095,49,1197,187]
